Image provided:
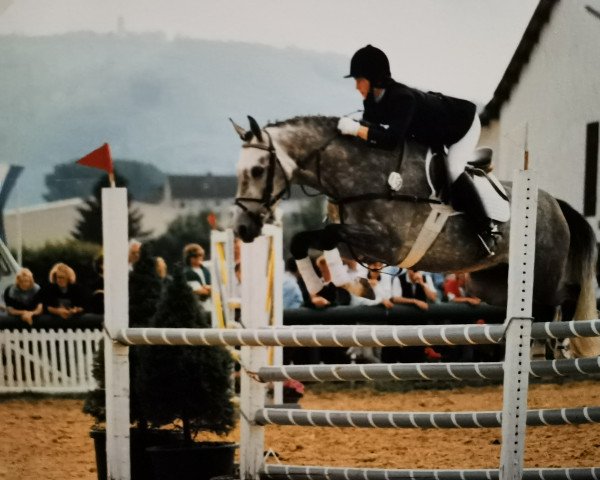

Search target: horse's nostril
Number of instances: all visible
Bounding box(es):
[237,225,247,237]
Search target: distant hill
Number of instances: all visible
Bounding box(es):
[0,32,355,207]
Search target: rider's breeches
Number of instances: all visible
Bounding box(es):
[446,114,481,182]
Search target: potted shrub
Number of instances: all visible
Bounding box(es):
[138,266,236,480]
[84,245,177,480]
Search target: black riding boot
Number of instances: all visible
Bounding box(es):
[450,172,502,256]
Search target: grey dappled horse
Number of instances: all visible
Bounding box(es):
[232,115,600,358]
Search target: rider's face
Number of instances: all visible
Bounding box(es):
[355,77,370,99]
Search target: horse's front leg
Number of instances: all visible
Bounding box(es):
[290,224,378,299]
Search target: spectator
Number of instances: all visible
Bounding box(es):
[443,272,481,306]
[155,256,172,295]
[4,268,43,325]
[350,262,398,308]
[128,239,142,271]
[88,254,104,314]
[343,257,369,282]
[283,258,303,309]
[346,262,399,364]
[310,255,351,308]
[183,243,212,310]
[383,269,440,363]
[391,269,438,310]
[43,263,86,319]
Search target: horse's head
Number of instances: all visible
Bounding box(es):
[231,116,293,242]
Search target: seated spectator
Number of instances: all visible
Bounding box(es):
[4,268,43,325]
[383,269,440,363]
[283,258,303,310]
[343,257,369,282]
[443,272,481,306]
[346,262,399,363]
[350,262,398,308]
[391,269,438,310]
[43,263,86,319]
[310,255,351,308]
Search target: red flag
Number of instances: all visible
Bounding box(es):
[76,143,113,174]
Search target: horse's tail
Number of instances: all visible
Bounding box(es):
[557,198,600,357]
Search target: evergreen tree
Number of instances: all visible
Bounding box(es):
[72,172,150,245]
[138,266,235,442]
[83,245,163,424]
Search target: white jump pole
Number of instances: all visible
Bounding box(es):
[499,169,537,480]
[240,236,269,480]
[102,188,131,480]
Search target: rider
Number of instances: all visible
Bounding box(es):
[337,44,501,255]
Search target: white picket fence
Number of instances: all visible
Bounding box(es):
[0,328,103,393]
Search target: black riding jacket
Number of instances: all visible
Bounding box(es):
[362,79,477,150]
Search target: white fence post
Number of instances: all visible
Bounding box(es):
[240,236,269,480]
[500,170,537,480]
[103,187,131,480]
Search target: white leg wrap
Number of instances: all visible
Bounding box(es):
[323,248,351,287]
[295,257,324,295]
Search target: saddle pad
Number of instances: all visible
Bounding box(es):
[473,173,510,222]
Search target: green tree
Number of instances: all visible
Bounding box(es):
[137,267,235,441]
[72,172,150,245]
[147,210,214,267]
[22,239,101,290]
[83,245,163,425]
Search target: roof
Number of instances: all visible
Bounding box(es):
[480,0,559,125]
[167,174,308,200]
[168,174,237,199]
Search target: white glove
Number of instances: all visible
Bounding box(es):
[337,117,361,136]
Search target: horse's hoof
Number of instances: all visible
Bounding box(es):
[342,278,376,300]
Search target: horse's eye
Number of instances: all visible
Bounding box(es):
[250,166,264,179]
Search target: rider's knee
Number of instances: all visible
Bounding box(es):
[322,224,340,250]
[290,232,311,259]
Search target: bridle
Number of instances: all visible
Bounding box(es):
[234,129,292,223]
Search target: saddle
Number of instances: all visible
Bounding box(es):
[427,147,510,223]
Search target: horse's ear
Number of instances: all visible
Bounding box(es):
[247,116,263,143]
[229,118,253,141]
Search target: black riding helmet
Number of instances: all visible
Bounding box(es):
[344,45,391,88]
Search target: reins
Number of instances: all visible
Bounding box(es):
[234,129,292,221]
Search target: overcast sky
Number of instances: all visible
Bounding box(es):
[0,0,539,102]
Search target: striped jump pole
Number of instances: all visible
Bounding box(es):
[260,465,600,480]
[255,356,600,383]
[114,319,600,348]
[254,406,600,429]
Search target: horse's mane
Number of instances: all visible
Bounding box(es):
[266,115,338,132]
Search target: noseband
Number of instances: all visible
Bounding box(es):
[234,129,291,222]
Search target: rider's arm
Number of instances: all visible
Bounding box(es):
[364,91,416,150]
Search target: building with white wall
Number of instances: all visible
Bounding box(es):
[480,0,600,235]
[3,174,313,249]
